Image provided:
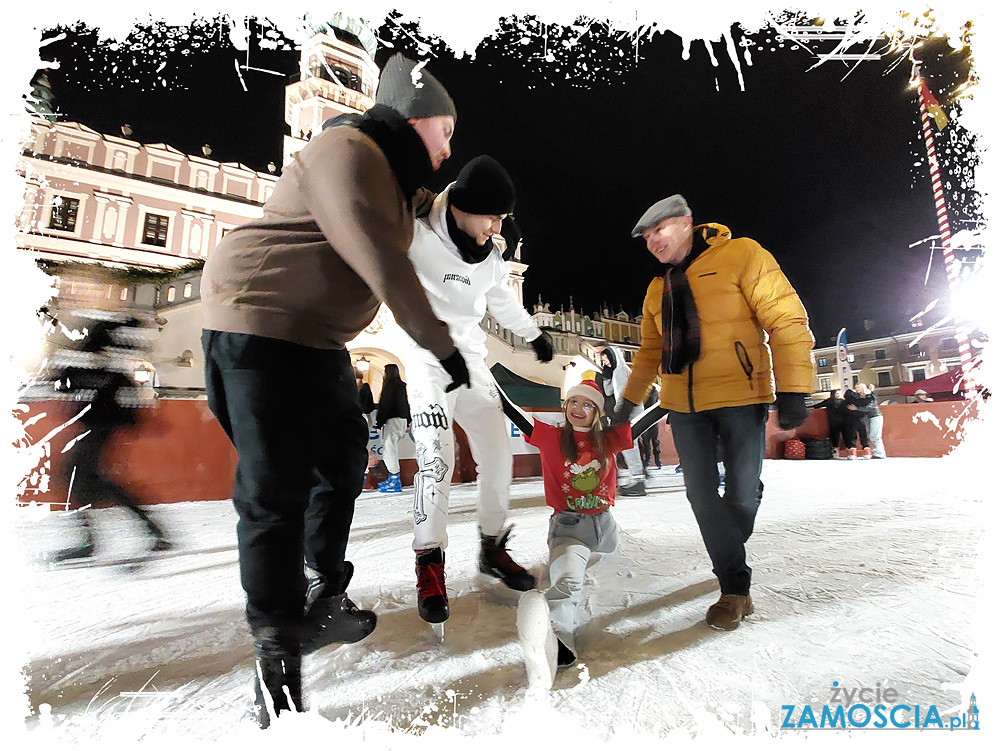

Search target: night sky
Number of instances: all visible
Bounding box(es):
[35,13,981,346]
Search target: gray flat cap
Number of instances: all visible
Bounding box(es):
[630,194,692,237]
[376,53,457,121]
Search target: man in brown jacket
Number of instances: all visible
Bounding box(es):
[200,54,469,725]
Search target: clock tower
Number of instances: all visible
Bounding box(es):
[283,15,378,166]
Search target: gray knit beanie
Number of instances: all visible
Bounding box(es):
[375,53,457,121]
[630,194,692,237]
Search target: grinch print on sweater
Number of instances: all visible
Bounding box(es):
[566,458,611,511]
[525,420,634,515]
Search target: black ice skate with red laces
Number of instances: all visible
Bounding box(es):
[415,547,449,638]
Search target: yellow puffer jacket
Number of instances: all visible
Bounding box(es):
[622,223,815,413]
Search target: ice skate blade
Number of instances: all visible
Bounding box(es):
[47,549,173,571]
[430,622,445,642]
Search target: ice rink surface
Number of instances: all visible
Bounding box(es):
[15,456,992,745]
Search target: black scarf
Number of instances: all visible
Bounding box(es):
[445,201,495,264]
[660,228,712,375]
[327,104,433,204]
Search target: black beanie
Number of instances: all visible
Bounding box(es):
[375,53,457,121]
[449,156,515,215]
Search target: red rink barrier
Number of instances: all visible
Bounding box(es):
[15,399,981,509]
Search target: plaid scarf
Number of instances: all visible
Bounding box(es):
[660,230,710,374]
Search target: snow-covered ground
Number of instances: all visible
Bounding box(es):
[15,457,992,745]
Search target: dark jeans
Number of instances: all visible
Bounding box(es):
[639,430,661,467]
[63,420,165,540]
[202,330,368,631]
[830,417,868,450]
[849,414,870,448]
[668,404,767,596]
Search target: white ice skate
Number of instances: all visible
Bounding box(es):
[516,590,557,690]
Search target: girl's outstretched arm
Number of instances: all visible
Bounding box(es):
[493,375,533,438]
[631,404,669,442]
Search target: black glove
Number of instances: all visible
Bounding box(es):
[499,215,521,261]
[610,398,638,427]
[529,331,554,362]
[440,349,471,393]
[775,392,808,430]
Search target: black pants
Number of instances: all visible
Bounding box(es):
[830,417,868,450]
[63,420,165,540]
[850,415,870,448]
[202,331,368,631]
[829,418,854,450]
[668,405,767,596]
[638,430,661,467]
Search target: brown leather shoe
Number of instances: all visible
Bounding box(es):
[706,594,754,630]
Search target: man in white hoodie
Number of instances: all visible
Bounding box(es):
[399,156,555,626]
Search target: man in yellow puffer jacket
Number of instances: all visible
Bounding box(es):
[613,194,814,631]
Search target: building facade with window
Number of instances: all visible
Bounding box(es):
[16,20,645,399]
[16,118,278,390]
[18,120,277,272]
[811,325,980,403]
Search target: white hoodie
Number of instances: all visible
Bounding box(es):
[402,185,541,360]
[601,345,632,401]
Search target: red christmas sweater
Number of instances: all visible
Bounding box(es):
[525,420,634,514]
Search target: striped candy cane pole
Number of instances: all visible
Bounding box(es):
[914,68,978,396]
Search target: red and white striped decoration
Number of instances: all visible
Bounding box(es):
[913,65,978,395]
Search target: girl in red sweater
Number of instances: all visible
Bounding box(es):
[501,379,662,688]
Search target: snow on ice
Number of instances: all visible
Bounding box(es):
[14,456,991,746]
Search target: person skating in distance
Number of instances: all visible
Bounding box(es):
[376,363,410,492]
[598,345,647,496]
[27,310,171,564]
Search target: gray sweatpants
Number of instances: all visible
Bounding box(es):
[380,417,408,474]
[863,414,886,458]
[546,509,619,652]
